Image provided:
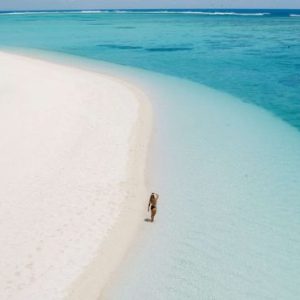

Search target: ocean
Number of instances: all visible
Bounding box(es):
[0,9,299,299]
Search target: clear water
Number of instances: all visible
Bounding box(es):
[0,9,299,300]
[0,9,300,129]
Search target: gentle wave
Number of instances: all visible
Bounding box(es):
[180,12,270,16]
[93,11,271,16]
[79,10,106,14]
[138,11,270,16]
[290,14,300,17]
[79,10,134,14]
[0,10,272,16]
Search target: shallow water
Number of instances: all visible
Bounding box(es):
[100,69,300,300]
[0,9,299,299]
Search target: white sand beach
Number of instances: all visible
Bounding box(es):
[0,52,151,300]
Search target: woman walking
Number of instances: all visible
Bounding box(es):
[148,192,159,222]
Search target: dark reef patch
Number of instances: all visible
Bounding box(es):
[96,44,142,50]
[87,23,112,26]
[145,47,193,52]
[279,74,300,87]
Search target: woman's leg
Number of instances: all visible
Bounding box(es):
[151,208,157,222]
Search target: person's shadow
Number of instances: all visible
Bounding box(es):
[144,218,152,222]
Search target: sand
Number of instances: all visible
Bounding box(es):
[0,52,151,300]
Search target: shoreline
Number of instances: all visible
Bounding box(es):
[2,47,300,300]
[0,51,152,300]
[66,68,153,300]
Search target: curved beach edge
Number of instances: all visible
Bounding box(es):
[62,65,153,299]
[66,79,152,300]
[0,50,153,300]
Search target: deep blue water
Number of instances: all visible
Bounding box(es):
[0,9,300,300]
[0,9,300,129]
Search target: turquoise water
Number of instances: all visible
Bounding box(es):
[0,9,300,129]
[0,9,299,299]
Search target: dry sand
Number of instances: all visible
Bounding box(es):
[0,52,151,299]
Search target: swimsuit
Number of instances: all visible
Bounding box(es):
[151,205,156,210]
